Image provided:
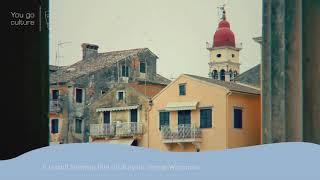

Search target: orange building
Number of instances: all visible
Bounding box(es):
[49,83,69,145]
[147,74,261,152]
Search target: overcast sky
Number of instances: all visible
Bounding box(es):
[50,0,262,79]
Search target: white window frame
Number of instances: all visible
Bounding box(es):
[116,90,125,101]
[75,88,84,104]
[128,108,140,123]
[75,118,84,134]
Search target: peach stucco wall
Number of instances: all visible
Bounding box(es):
[148,75,229,152]
[147,75,261,152]
[227,93,261,148]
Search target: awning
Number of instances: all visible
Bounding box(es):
[93,138,135,145]
[96,105,139,112]
[164,101,198,111]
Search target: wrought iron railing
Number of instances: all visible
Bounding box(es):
[90,122,143,137]
[161,124,201,142]
[115,122,143,137]
[90,123,116,137]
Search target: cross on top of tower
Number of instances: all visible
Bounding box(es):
[219,4,226,20]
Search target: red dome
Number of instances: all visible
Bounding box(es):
[213,20,235,48]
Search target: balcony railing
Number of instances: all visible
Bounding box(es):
[115,122,143,137]
[49,99,62,113]
[90,123,116,137]
[161,124,201,143]
[90,122,143,138]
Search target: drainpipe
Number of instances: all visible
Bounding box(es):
[226,91,232,149]
[147,98,153,148]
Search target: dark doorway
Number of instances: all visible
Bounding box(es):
[178,110,191,138]
[130,109,138,122]
[178,110,191,125]
[103,111,110,124]
[220,69,225,81]
[131,139,138,146]
[212,70,218,79]
[130,109,138,133]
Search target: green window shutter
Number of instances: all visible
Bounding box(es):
[179,84,186,96]
[140,62,146,73]
[207,109,212,128]
[200,108,212,128]
[159,112,170,130]
[159,112,162,130]
[200,109,207,128]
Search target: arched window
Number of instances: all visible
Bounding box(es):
[212,70,218,79]
[229,70,233,80]
[233,71,238,78]
[220,69,225,81]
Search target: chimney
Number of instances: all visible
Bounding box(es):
[81,43,99,60]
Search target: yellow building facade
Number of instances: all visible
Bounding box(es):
[147,74,261,152]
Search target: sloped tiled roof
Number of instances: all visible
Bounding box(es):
[154,74,171,85]
[234,64,261,88]
[50,48,156,84]
[184,74,260,95]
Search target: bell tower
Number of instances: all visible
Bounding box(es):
[207,5,242,81]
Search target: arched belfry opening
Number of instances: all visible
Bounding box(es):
[220,69,225,81]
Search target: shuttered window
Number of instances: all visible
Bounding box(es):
[121,65,129,77]
[140,62,146,73]
[103,111,110,124]
[200,108,212,128]
[179,84,186,96]
[234,108,243,129]
[51,119,59,134]
[75,118,83,134]
[159,112,170,130]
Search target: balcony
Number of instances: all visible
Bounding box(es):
[90,122,143,138]
[115,122,143,137]
[90,124,116,137]
[161,124,201,143]
[49,99,62,113]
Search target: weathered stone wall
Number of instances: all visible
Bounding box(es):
[52,52,158,143]
[87,84,150,144]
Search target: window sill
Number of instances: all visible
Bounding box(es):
[232,128,244,132]
[200,127,213,129]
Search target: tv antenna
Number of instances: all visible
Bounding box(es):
[54,41,71,88]
[55,41,72,67]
